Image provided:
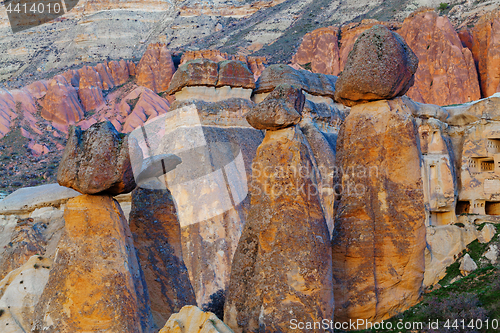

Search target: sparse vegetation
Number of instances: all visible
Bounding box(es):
[438,3,449,11]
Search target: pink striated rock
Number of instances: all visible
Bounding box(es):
[11,88,37,114]
[108,60,130,86]
[94,63,115,90]
[29,142,50,156]
[119,87,170,133]
[78,66,105,112]
[128,61,137,76]
[25,80,48,99]
[136,43,176,93]
[40,75,85,126]
[61,70,80,88]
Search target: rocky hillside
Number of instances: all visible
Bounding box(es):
[1,0,499,88]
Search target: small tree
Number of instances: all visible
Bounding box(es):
[438,3,449,11]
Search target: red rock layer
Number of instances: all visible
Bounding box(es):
[470,10,500,98]
[292,26,340,75]
[399,10,481,105]
[136,42,176,93]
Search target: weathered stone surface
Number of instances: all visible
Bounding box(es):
[479,223,497,243]
[0,184,81,215]
[334,25,418,107]
[32,195,154,333]
[159,306,233,333]
[136,43,176,93]
[0,89,16,139]
[398,10,481,106]
[254,64,337,99]
[167,59,219,95]
[40,75,85,126]
[57,121,136,195]
[424,224,478,287]
[470,10,500,98]
[485,244,499,264]
[292,26,341,76]
[0,255,52,332]
[444,93,500,126]
[217,60,255,89]
[245,84,304,130]
[129,185,196,329]
[459,253,478,276]
[108,59,131,86]
[224,126,333,333]
[77,66,105,112]
[332,97,425,324]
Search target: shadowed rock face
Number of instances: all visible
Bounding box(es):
[129,185,197,329]
[57,121,136,195]
[224,126,334,333]
[31,195,155,333]
[332,97,425,325]
[399,10,480,106]
[334,25,419,106]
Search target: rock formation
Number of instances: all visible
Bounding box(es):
[159,306,233,333]
[224,85,334,332]
[292,26,341,76]
[136,43,176,93]
[245,84,304,130]
[129,185,196,329]
[77,66,105,112]
[332,97,426,325]
[40,75,85,126]
[334,25,419,106]
[32,195,154,333]
[57,121,136,195]
[398,9,481,106]
[469,10,500,98]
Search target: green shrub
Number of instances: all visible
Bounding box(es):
[439,3,449,11]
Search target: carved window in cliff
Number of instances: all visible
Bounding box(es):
[487,139,500,154]
[468,158,478,171]
[485,201,500,215]
[470,158,495,172]
[456,201,470,215]
[481,160,495,172]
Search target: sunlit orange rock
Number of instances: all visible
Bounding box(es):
[136,43,176,93]
[399,9,481,105]
[77,66,105,111]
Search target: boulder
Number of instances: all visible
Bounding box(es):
[40,76,85,126]
[136,43,176,93]
[77,66,105,112]
[129,185,196,329]
[57,121,136,195]
[32,195,154,333]
[245,84,304,130]
[470,10,500,98]
[332,97,426,324]
[478,223,497,243]
[334,25,418,106]
[224,125,333,332]
[216,60,255,89]
[292,26,341,76]
[159,306,233,333]
[398,10,481,106]
[167,59,219,95]
[0,255,53,332]
[459,253,478,276]
[484,244,499,264]
[254,64,337,99]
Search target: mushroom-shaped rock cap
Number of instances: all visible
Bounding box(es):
[254,64,337,98]
[246,84,304,131]
[57,121,136,195]
[167,59,219,94]
[217,60,255,89]
[334,25,419,106]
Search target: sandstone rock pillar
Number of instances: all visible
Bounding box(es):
[331,97,426,325]
[32,195,155,332]
[224,85,334,332]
